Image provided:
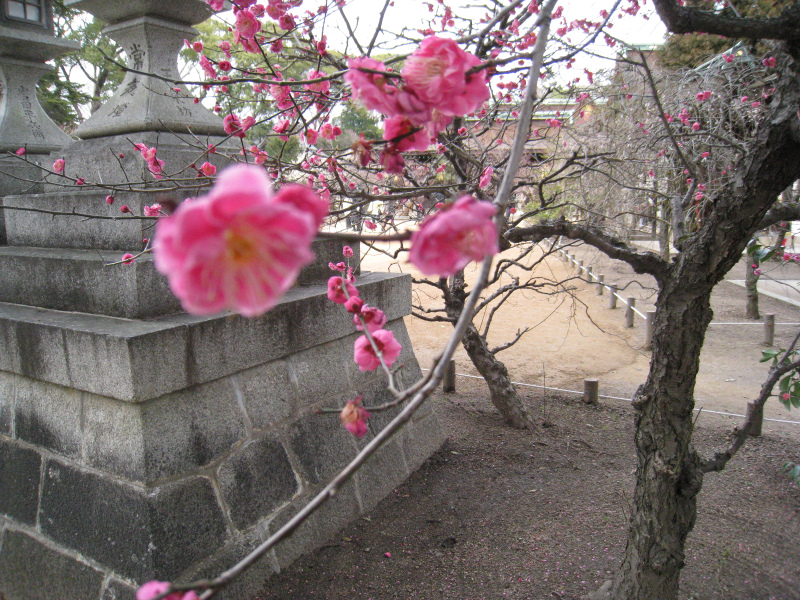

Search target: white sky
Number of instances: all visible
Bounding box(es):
[321,0,667,53]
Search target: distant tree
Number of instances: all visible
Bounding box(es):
[38,1,124,129]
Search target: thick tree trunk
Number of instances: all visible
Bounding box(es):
[445,271,532,428]
[612,289,709,600]
[460,322,533,428]
[745,261,760,320]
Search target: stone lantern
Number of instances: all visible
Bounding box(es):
[65,0,226,138]
[0,0,78,154]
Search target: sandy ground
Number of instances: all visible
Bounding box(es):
[359,240,800,439]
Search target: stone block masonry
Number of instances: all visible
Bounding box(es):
[0,273,447,599]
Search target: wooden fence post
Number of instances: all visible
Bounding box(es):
[625,297,636,328]
[583,379,599,405]
[608,285,618,309]
[443,359,456,392]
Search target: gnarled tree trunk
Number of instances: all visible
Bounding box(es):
[613,288,710,599]
[445,271,532,428]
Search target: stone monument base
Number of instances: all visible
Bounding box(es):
[0,272,446,600]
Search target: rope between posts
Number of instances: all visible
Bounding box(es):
[551,245,800,327]
[423,369,800,426]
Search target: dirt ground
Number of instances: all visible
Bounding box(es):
[254,243,800,600]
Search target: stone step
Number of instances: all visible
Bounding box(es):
[0,240,359,319]
[0,270,405,402]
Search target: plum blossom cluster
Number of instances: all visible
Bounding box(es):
[325,246,402,437]
[409,195,499,277]
[153,164,327,317]
[345,36,490,173]
[133,143,165,178]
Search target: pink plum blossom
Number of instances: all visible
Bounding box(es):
[122,253,135,265]
[137,581,198,600]
[53,158,65,174]
[355,305,387,333]
[235,9,260,39]
[401,36,489,117]
[353,329,402,371]
[224,114,255,138]
[200,162,217,176]
[327,276,358,304]
[273,184,328,229]
[783,392,791,401]
[344,296,364,314]
[153,164,325,317]
[199,54,216,78]
[409,195,498,277]
[15,147,25,156]
[382,116,430,152]
[144,204,162,217]
[479,166,493,189]
[340,397,370,438]
[205,0,224,10]
[345,57,401,116]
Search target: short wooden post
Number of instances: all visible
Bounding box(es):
[625,297,636,328]
[586,266,594,281]
[746,401,763,437]
[763,314,775,346]
[576,260,583,275]
[645,310,656,350]
[608,285,618,309]
[583,379,599,405]
[443,359,456,392]
[596,274,605,295]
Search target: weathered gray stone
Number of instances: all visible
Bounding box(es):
[0,439,41,525]
[238,360,295,430]
[0,246,181,318]
[0,37,78,153]
[297,239,361,285]
[14,377,81,458]
[141,379,247,482]
[286,403,357,487]
[65,0,213,25]
[44,132,235,196]
[4,189,159,250]
[0,274,410,401]
[354,439,409,514]
[40,460,227,581]
[217,434,298,531]
[177,526,275,600]
[0,371,13,435]
[82,394,147,481]
[269,480,361,569]
[290,340,350,406]
[70,14,225,139]
[400,409,447,475]
[0,529,105,600]
[101,579,138,600]
[0,156,45,201]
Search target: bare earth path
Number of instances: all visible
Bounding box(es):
[253,243,800,600]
